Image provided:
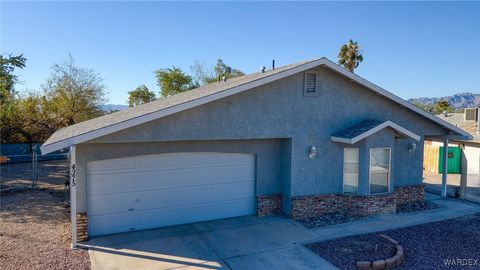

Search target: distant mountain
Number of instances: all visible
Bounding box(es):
[408,92,480,109]
[100,104,129,112]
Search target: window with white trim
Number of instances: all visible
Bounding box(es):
[343,148,359,194]
[369,148,390,194]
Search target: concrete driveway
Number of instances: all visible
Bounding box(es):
[84,216,338,270]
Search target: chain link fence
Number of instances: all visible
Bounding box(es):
[0,144,69,191]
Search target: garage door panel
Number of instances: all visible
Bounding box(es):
[179,185,224,205]
[134,170,183,190]
[134,182,254,211]
[89,212,136,236]
[181,166,254,185]
[135,189,181,209]
[87,157,135,173]
[87,174,134,195]
[134,208,182,229]
[87,152,255,236]
[218,182,255,199]
[87,193,136,215]
[219,198,256,216]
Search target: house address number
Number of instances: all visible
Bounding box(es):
[71,164,76,187]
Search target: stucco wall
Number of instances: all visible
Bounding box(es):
[75,139,290,212]
[83,67,447,201]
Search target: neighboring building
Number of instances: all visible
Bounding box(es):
[424,109,480,175]
[41,57,471,245]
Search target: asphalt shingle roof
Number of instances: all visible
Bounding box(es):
[43,58,319,148]
[332,120,384,139]
[41,57,472,153]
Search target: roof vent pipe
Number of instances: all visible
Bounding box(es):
[223,76,227,82]
[272,59,275,70]
[443,111,448,117]
[261,66,266,73]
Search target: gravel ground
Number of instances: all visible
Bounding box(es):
[307,213,480,270]
[397,201,439,214]
[296,213,370,229]
[306,234,396,269]
[0,161,90,270]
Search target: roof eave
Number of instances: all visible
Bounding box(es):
[41,58,328,154]
[331,121,421,144]
[41,57,471,154]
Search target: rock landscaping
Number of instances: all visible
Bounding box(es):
[297,212,369,229]
[355,234,404,269]
[306,213,480,270]
[306,234,397,270]
[396,201,439,214]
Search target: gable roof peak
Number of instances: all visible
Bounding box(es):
[41,57,471,154]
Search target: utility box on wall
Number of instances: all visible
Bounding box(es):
[438,146,462,174]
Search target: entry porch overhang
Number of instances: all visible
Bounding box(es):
[331,120,421,144]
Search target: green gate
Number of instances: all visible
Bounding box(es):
[438,146,461,174]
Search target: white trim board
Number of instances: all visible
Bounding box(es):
[41,58,472,154]
[331,121,421,144]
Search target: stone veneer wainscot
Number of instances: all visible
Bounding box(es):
[291,184,425,219]
[257,195,282,217]
[76,212,88,242]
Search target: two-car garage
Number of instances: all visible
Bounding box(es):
[86,152,256,236]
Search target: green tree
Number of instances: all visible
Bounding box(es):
[338,39,363,73]
[18,92,61,151]
[0,98,23,143]
[0,91,61,152]
[191,59,244,85]
[127,85,156,107]
[43,55,107,126]
[411,101,435,113]
[155,66,198,97]
[433,100,452,114]
[212,59,244,82]
[0,54,27,104]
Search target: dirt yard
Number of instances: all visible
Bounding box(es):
[0,161,90,270]
[1,160,69,191]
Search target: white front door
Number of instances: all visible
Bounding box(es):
[86,152,255,236]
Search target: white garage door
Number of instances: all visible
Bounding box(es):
[86,152,255,236]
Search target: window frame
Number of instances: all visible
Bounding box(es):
[303,72,318,97]
[368,147,391,195]
[343,148,359,194]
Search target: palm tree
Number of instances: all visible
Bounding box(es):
[338,39,363,73]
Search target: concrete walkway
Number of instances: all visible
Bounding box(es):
[85,193,480,270]
[307,193,480,243]
[423,172,480,203]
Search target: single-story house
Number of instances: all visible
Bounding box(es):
[424,109,480,175]
[41,57,471,246]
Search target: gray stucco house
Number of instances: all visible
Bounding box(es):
[41,57,471,245]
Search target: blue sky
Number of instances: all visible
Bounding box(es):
[2,1,479,105]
